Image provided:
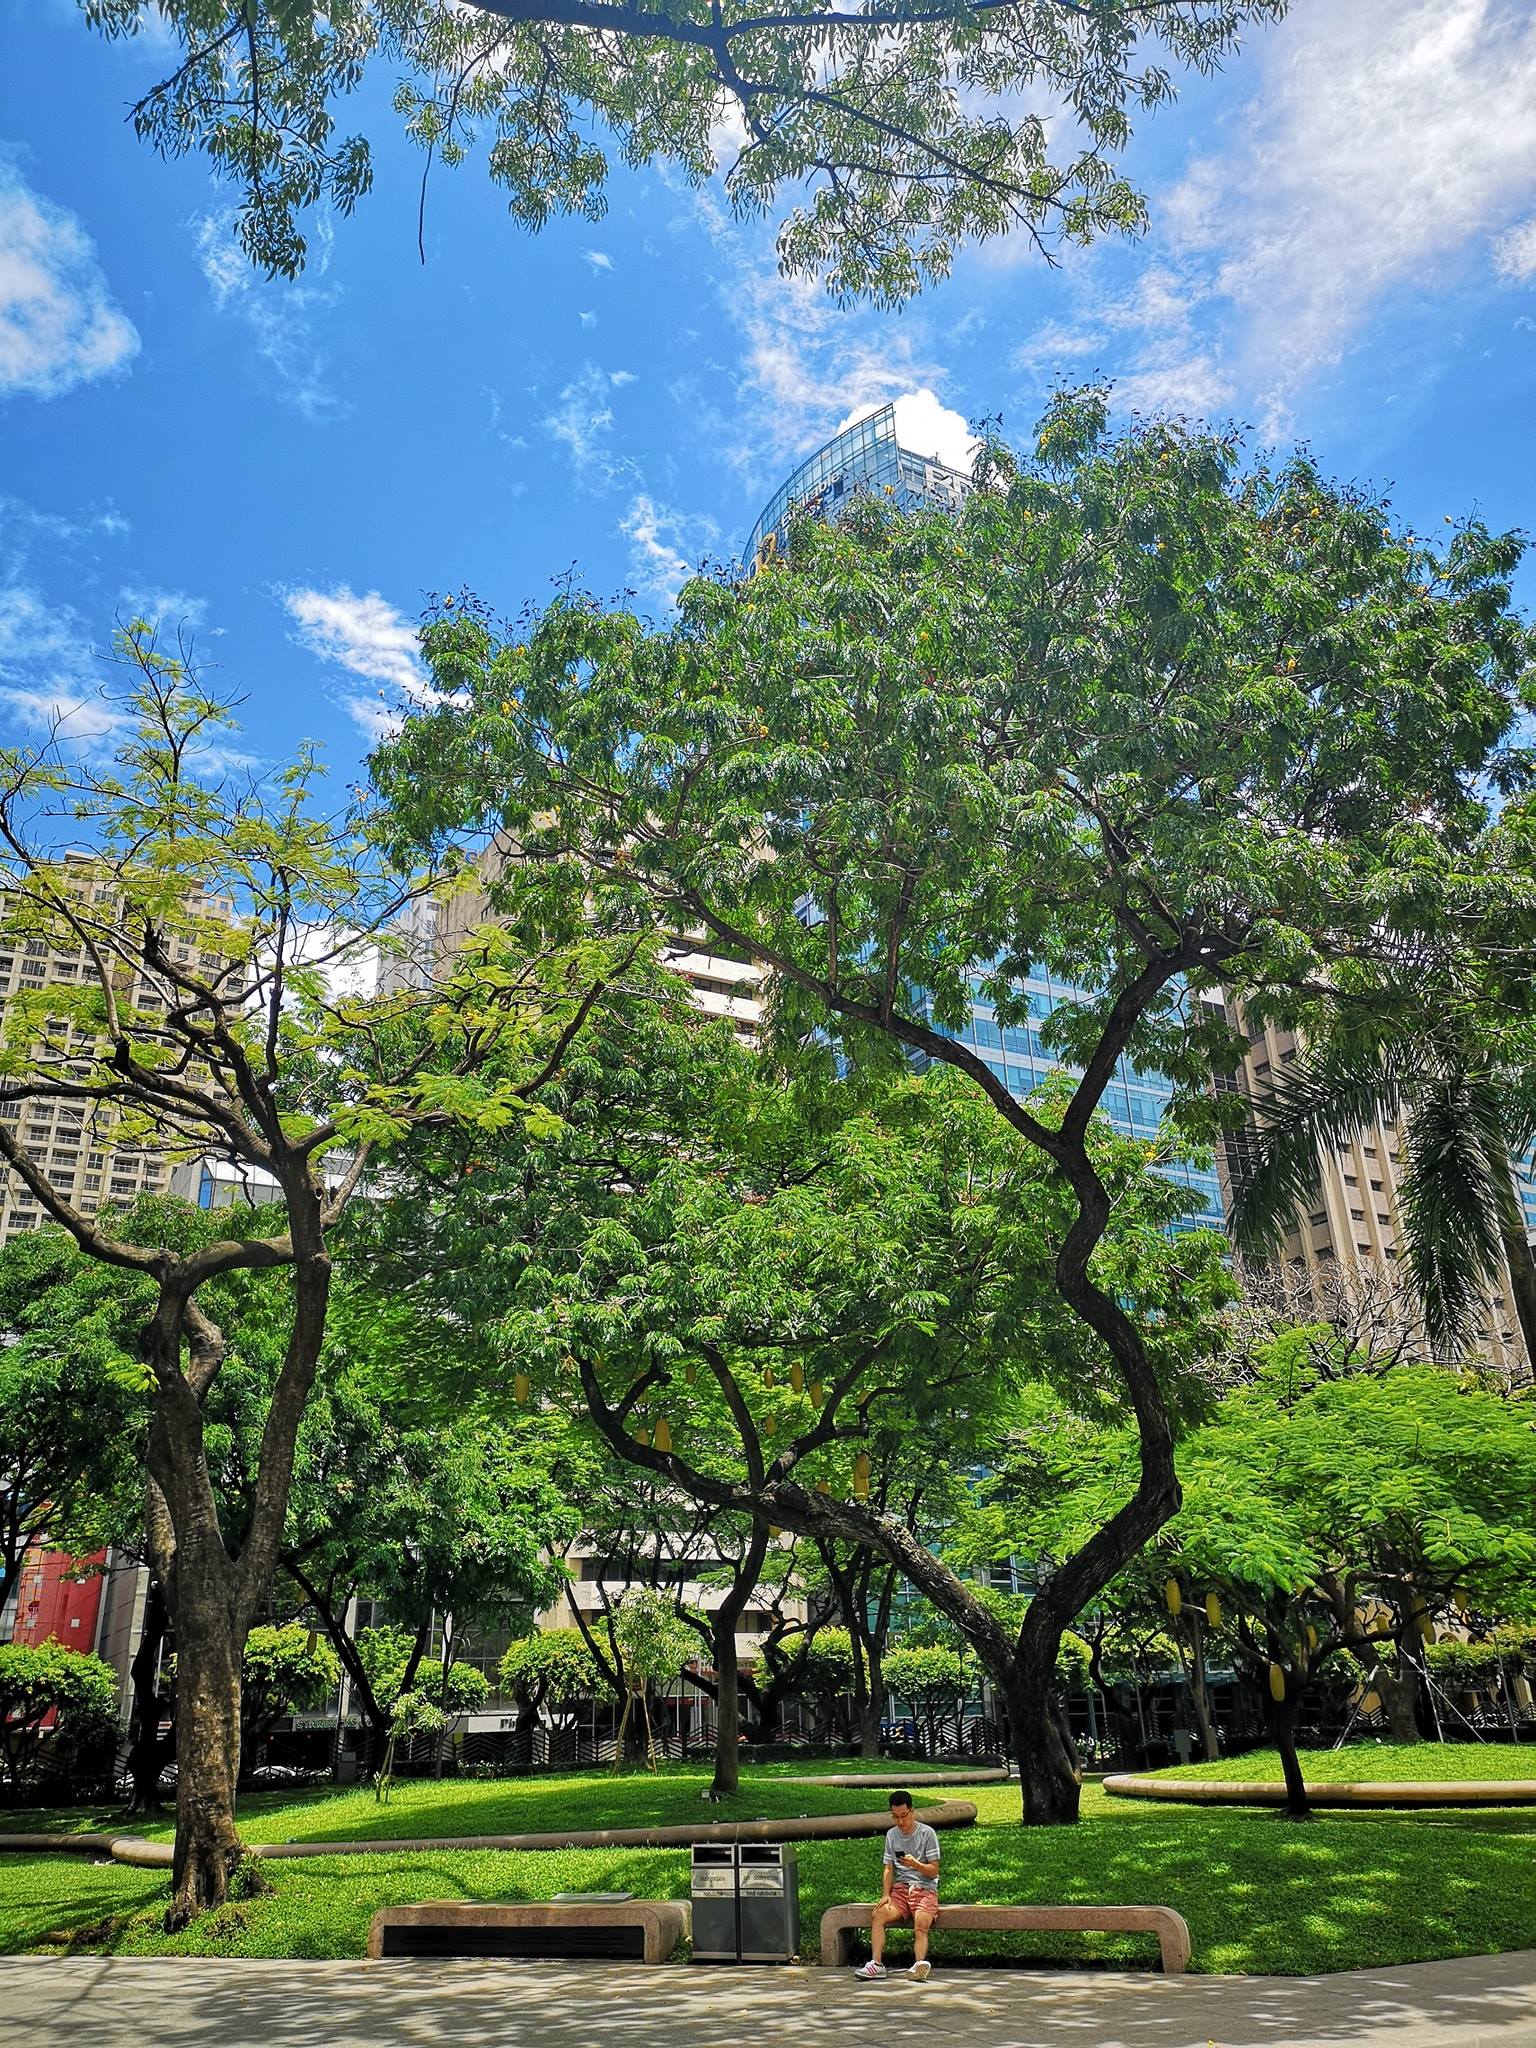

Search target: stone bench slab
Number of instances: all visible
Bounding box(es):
[367,1899,686,1964]
[820,1900,1191,1973]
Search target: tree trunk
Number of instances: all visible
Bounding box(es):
[1186,1614,1219,1763]
[709,1612,743,1797]
[122,1575,174,1817]
[707,1526,767,1797]
[1379,1658,1422,1742]
[1001,1644,1082,1826]
[857,1691,883,1760]
[1005,1671,1083,1825]
[1268,1691,1311,1820]
[166,1570,244,1927]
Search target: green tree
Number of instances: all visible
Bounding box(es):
[238,1624,340,1763]
[82,0,1284,299]
[498,1628,612,1766]
[883,1641,970,1755]
[377,393,1533,1819]
[436,1014,1225,1815]
[0,625,627,1920]
[1161,1344,1536,1812]
[375,1662,490,1799]
[280,1349,580,1768]
[0,1642,118,1794]
[604,1588,697,1772]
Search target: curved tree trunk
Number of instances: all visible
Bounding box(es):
[1268,1689,1311,1820]
[166,1545,244,1926]
[1003,1665,1083,1826]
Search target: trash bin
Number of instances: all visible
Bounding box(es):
[737,1843,799,1962]
[689,1844,740,1962]
[689,1843,800,1963]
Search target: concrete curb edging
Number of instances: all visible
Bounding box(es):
[1102,1773,1536,1809]
[0,1798,978,1868]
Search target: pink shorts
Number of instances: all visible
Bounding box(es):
[885,1883,939,1927]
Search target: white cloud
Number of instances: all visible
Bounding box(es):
[283,585,427,735]
[542,363,638,492]
[838,390,980,475]
[609,369,637,387]
[1001,0,1536,433]
[0,581,123,744]
[194,211,348,423]
[0,162,138,399]
[1494,215,1536,281]
[582,249,614,273]
[579,310,598,328]
[620,494,719,612]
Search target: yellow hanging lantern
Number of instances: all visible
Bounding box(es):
[634,1424,651,1448]
[653,1417,673,1454]
[809,1380,824,1407]
[685,1361,697,1386]
[1268,1663,1286,1703]
[853,1451,871,1500]
[763,1366,776,1391]
[768,1525,782,1538]
[1204,1593,1221,1629]
[1419,1611,1435,1644]
[790,1361,804,1395]
[1164,1578,1182,1617]
[1304,1623,1319,1652]
[513,1372,531,1405]
[762,1415,776,1436]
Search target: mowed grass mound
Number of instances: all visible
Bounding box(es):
[4,1774,1535,1974]
[4,1763,948,1848]
[1155,1741,1536,1786]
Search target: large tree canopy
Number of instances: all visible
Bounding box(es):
[373,391,1533,1815]
[82,0,1285,297]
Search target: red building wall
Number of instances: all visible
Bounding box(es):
[8,1543,107,1651]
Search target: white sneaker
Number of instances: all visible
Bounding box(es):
[854,1960,887,1979]
[908,1960,932,1981]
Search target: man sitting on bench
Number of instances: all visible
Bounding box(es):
[855,1790,941,1981]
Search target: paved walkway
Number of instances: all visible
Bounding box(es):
[2,1952,1533,2048]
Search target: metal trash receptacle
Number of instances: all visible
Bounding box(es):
[689,1844,740,1962]
[737,1843,799,1962]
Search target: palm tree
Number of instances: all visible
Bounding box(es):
[1229,1014,1536,1375]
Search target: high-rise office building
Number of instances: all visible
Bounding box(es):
[1221,1014,1533,1378]
[0,862,239,1242]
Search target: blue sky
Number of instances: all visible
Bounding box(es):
[4,0,1536,784]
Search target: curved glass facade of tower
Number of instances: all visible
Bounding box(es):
[744,408,1226,1232]
[743,402,971,571]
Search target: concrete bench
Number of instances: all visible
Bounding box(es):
[820,1900,1191,1973]
[367,1899,686,1964]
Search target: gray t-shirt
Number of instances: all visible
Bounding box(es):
[884,1821,941,1891]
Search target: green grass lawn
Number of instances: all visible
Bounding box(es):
[0,1764,952,1848]
[1157,1742,1536,1785]
[3,1770,1534,1975]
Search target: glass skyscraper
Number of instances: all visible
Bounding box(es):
[745,405,1226,1231]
